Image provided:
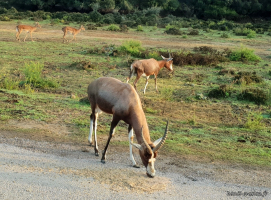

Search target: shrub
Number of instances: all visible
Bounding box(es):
[165,24,175,30]
[87,24,97,30]
[229,46,261,62]
[238,88,268,105]
[22,62,59,89]
[0,77,19,90]
[0,16,11,21]
[247,31,256,38]
[106,24,120,31]
[136,25,143,31]
[120,20,137,28]
[221,33,229,38]
[234,28,255,37]
[119,40,144,57]
[89,11,103,23]
[244,112,265,130]
[188,29,199,35]
[233,72,262,85]
[208,85,232,98]
[165,28,182,35]
[119,24,128,32]
[147,51,160,60]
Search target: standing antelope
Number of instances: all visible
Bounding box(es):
[16,22,41,42]
[127,54,173,94]
[87,77,168,177]
[62,25,85,43]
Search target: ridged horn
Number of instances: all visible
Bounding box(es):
[141,126,152,154]
[152,121,168,153]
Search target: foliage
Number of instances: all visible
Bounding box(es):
[221,33,230,38]
[118,40,144,57]
[238,88,268,105]
[0,76,19,90]
[106,24,120,31]
[22,62,59,89]
[208,85,232,98]
[165,28,183,35]
[136,25,143,32]
[234,28,256,36]
[244,112,266,130]
[1,0,271,22]
[229,46,261,62]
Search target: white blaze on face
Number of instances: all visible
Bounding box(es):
[146,154,156,177]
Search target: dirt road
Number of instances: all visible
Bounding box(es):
[0,133,270,200]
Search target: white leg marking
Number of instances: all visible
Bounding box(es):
[170,63,173,71]
[88,118,93,144]
[143,76,149,94]
[94,106,102,152]
[129,129,137,166]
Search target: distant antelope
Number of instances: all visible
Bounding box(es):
[87,77,168,177]
[16,22,41,42]
[62,25,85,43]
[126,54,173,94]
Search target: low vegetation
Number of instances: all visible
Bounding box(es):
[0,18,270,168]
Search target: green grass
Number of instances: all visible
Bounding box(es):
[0,20,270,167]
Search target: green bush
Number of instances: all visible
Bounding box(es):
[106,24,120,31]
[22,62,59,89]
[119,40,144,57]
[0,77,19,90]
[244,112,265,130]
[136,25,143,31]
[89,10,103,23]
[165,27,183,35]
[147,51,160,60]
[234,28,256,37]
[119,24,128,32]
[229,46,261,62]
[247,31,256,38]
[221,33,230,38]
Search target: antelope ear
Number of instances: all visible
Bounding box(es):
[130,142,142,150]
[161,55,166,60]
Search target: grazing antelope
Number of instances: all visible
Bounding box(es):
[87,77,168,177]
[127,54,173,94]
[16,22,41,42]
[62,25,85,43]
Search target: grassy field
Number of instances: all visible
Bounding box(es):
[0,20,270,167]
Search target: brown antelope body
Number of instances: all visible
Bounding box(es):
[87,77,168,177]
[127,54,173,94]
[16,22,41,42]
[62,25,85,43]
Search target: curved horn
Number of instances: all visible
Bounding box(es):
[152,121,168,153]
[141,126,152,154]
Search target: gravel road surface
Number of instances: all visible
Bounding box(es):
[0,135,270,200]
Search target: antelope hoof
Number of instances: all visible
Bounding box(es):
[89,142,93,147]
[101,159,106,164]
[147,173,155,178]
[133,164,140,168]
[95,152,99,156]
